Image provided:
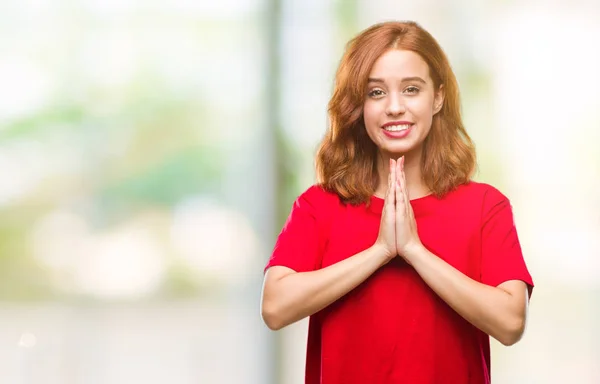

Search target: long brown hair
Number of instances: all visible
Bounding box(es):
[316,21,476,204]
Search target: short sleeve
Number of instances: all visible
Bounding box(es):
[264,185,335,274]
[480,188,534,295]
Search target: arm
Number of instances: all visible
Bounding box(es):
[262,162,399,331]
[261,244,390,330]
[394,159,531,346]
[405,246,530,346]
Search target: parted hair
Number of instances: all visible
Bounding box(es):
[316,21,476,205]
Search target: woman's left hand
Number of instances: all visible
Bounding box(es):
[394,157,423,264]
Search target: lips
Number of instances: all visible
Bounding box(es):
[382,121,413,131]
[383,124,411,132]
[381,122,413,138]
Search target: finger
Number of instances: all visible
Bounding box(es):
[397,157,405,195]
[390,159,396,197]
[386,159,396,211]
[395,177,403,210]
[400,160,416,220]
[384,161,392,213]
[401,162,411,213]
[396,157,403,189]
[386,159,392,191]
[400,160,408,198]
[395,159,404,212]
[397,158,410,215]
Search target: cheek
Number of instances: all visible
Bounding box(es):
[362,103,378,126]
[407,99,434,120]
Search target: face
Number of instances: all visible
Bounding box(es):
[363,49,444,158]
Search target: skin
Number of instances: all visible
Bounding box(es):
[261,49,530,346]
[363,49,443,201]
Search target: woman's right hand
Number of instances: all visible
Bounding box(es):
[374,158,398,261]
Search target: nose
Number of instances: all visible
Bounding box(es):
[385,93,405,116]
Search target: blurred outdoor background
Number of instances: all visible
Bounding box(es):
[0,0,599,383]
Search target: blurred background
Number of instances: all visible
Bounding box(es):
[0,0,598,383]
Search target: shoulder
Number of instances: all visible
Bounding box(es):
[452,181,509,203]
[294,184,342,212]
[300,184,341,204]
[442,181,513,219]
[454,182,519,228]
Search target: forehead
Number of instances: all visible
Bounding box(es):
[369,49,431,81]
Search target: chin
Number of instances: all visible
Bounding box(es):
[381,143,417,156]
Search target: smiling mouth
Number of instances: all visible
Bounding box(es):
[383,124,412,132]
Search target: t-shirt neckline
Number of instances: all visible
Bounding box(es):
[368,193,436,214]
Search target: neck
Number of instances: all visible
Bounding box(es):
[374,152,431,200]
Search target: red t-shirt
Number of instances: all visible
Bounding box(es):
[265,181,534,384]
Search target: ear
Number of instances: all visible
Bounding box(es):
[433,84,445,115]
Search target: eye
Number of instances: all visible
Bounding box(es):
[368,89,385,98]
[404,86,420,95]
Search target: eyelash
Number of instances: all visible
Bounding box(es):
[367,86,420,98]
[368,89,385,98]
[404,86,420,95]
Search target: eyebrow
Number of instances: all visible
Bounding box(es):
[367,76,427,84]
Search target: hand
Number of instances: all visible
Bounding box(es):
[374,158,399,261]
[394,156,423,263]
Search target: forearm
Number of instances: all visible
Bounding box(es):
[407,245,526,345]
[263,245,389,330]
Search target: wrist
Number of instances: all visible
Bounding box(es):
[371,243,395,264]
[402,242,426,265]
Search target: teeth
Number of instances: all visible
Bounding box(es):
[384,124,411,132]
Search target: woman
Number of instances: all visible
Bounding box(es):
[261,20,533,384]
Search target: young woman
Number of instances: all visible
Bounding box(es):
[261,20,533,384]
